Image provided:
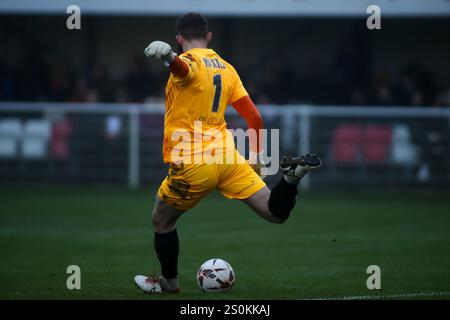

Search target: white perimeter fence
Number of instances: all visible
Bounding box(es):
[0,102,449,189]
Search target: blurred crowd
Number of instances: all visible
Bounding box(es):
[1,48,449,107]
[0,50,164,104]
[246,59,450,107]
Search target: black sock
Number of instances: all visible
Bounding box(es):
[154,229,179,279]
[268,178,299,221]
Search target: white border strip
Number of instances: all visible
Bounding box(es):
[0,0,449,17]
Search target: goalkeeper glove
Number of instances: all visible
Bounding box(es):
[144,41,177,65]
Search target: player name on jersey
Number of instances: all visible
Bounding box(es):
[202,57,226,69]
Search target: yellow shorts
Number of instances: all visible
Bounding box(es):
[158,150,266,211]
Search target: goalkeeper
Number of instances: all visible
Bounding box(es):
[134,13,321,294]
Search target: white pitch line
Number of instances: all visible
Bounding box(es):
[306,291,450,300]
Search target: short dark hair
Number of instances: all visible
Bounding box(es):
[175,13,209,41]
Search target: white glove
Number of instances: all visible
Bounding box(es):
[144,41,176,64]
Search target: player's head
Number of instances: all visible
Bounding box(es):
[175,13,212,52]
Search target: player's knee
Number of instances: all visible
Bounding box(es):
[151,214,161,230]
[152,213,174,233]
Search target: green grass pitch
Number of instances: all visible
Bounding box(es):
[1,185,450,299]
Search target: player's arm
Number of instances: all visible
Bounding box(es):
[144,41,192,80]
[229,66,264,159]
[232,95,264,154]
[232,95,266,177]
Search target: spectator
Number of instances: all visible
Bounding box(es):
[89,63,116,102]
[350,88,367,106]
[370,73,394,106]
[122,55,154,103]
[46,55,72,102]
[393,62,437,107]
[436,83,450,107]
[15,47,49,101]
[256,60,294,104]
[68,78,97,102]
[0,62,15,101]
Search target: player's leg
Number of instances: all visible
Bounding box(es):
[152,195,185,290]
[135,163,217,294]
[135,195,184,293]
[152,194,184,233]
[240,185,283,223]
[242,153,322,223]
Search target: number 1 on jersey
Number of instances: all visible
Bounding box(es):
[211,74,222,113]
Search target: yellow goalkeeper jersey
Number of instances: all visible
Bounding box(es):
[163,48,248,163]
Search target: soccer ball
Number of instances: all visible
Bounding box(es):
[197,258,235,292]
